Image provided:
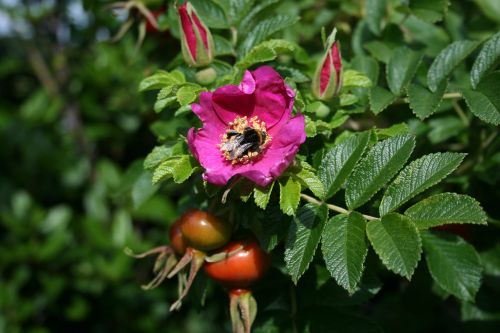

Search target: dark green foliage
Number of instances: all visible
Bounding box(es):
[1,0,500,332]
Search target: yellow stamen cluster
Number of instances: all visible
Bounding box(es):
[218,116,271,165]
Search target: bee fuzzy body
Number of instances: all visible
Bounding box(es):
[221,127,268,162]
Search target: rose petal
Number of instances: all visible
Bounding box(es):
[267,90,295,137]
[212,85,255,124]
[190,10,208,50]
[188,128,234,185]
[251,66,292,128]
[187,128,199,160]
[238,70,256,94]
[178,4,197,61]
[270,114,306,149]
[191,92,226,132]
[285,85,296,98]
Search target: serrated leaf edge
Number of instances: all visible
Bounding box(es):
[367,216,422,279]
[380,152,466,215]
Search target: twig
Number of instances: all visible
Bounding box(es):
[482,131,498,150]
[397,92,463,105]
[300,193,377,221]
[26,45,60,98]
[452,99,469,126]
[443,92,462,99]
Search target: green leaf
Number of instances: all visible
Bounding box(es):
[154,96,177,113]
[339,94,359,106]
[422,231,482,301]
[364,40,394,64]
[176,84,204,106]
[329,112,350,129]
[238,0,279,33]
[214,35,235,56]
[144,146,171,170]
[190,0,229,29]
[386,47,422,95]
[405,193,487,229]
[342,70,372,89]
[410,0,449,23]
[408,81,447,119]
[254,182,275,210]
[279,177,301,216]
[304,116,317,138]
[284,203,328,284]
[427,40,480,92]
[474,0,500,24]
[276,66,310,83]
[351,55,380,86]
[366,0,387,36]
[375,123,410,139]
[132,171,159,209]
[139,70,185,92]
[461,301,500,322]
[345,135,415,209]
[463,71,500,125]
[321,212,368,293]
[427,116,465,144]
[462,89,500,125]
[226,0,254,25]
[250,204,288,252]
[293,163,325,199]
[369,86,397,114]
[402,15,450,56]
[304,101,329,115]
[112,210,133,247]
[238,15,299,56]
[318,132,370,199]
[471,31,500,88]
[367,213,422,279]
[380,153,466,215]
[237,39,297,69]
[143,141,185,170]
[152,155,195,184]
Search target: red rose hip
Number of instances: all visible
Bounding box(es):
[204,239,271,289]
[180,209,232,251]
[169,219,187,255]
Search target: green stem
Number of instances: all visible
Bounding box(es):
[443,92,462,99]
[397,92,463,105]
[482,131,498,149]
[452,99,470,126]
[230,27,238,47]
[299,193,377,221]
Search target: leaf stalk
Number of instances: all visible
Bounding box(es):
[299,193,377,221]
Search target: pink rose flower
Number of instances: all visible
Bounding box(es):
[187,66,306,187]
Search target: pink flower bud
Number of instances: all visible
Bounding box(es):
[312,38,342,100]
[178,2,214,67]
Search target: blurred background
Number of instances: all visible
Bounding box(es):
[1,1,499,333]
[0,1,214,332]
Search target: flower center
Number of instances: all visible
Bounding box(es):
[218,116,271,164]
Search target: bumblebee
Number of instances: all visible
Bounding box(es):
[221,126,268,162]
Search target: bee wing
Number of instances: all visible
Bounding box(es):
[222,134,245,151]
[230,142,255,160]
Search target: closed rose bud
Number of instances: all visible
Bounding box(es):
[312,30,342,100]
[178,2,214,67]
